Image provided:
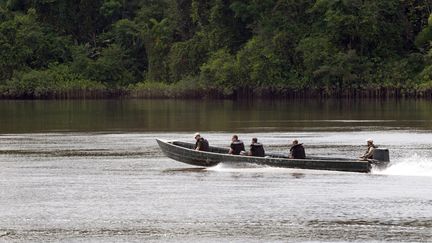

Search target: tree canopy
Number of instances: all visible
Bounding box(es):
[1,0,432,98]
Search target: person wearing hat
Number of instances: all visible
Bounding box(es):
[194,133,209,151]
[360,139,376,160]
[289,139,306,159]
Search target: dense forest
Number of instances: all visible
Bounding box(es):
[1,0,432,98]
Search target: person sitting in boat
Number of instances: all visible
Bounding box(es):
[229,135,245,155]
[248,138,265,157]
[360,138,376,160]
[290,139,306,159]
[194,133,209,151]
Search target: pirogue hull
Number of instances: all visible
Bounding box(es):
[156,139,389,173]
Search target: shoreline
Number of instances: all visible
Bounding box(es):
[2,86,432,99]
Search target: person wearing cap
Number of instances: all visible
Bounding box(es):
[248,138,265,157]
[360,139,376,160]
[289,139,306,159]
[229,135,245,155]
[194,133,209,151]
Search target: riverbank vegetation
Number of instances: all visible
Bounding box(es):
[2,0,432,99]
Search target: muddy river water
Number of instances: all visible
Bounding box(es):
[0,99,431,242]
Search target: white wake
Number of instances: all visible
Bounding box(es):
[373,154,432,177]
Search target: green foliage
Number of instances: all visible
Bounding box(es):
[0,8,70,81]
[140,18,174,82]
[72,44,135,86]
[415,13,432,50]
[312,0,405,56]
[168,34,208,81]
[100,0,122,19]
[237,36,287,87]
[2,64,105,98]
[2,0,432,98]
[130,76,204,98]
[109,19,147,81]
[200,48,239,95]
[296,36,338,86]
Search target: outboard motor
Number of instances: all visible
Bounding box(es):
[371,148,390,168]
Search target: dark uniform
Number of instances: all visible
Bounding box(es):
[195,138,209,151]
[290,144,306,159]
[250,143,265,157]
[230,140,245,155]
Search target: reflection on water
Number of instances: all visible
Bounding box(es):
[1,99,432,241]
[2,99,432,133]
[0,132,431,241]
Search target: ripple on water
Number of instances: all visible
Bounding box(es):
[0,132,432,242]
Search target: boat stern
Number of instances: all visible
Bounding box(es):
[370,148,391,169]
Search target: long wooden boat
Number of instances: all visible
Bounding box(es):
[156,139,390,173]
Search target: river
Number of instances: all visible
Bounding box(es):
[0,99,431,242]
